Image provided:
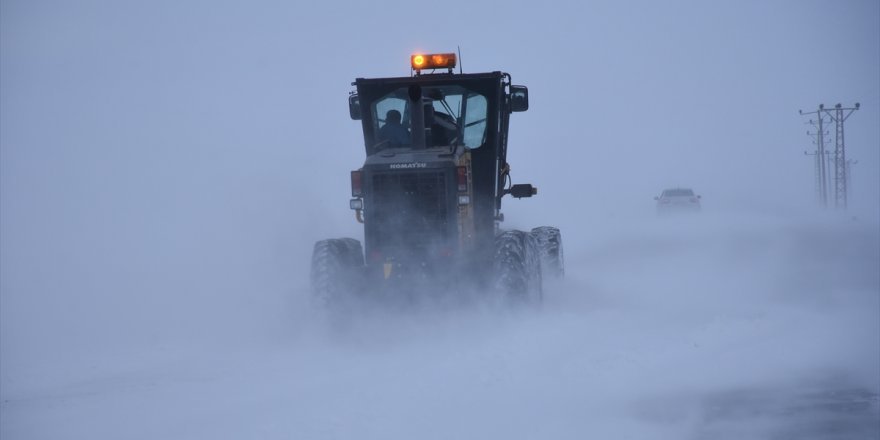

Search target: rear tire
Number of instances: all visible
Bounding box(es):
[530,226,564,280]
[338,238,365,267]
[493,230,542,304]
[310,238,364,311]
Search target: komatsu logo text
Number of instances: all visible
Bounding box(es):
[389,162,427,169]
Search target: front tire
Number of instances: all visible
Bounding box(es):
[530,226,564,280]
[310,238,364,311]
[493,230,542,304]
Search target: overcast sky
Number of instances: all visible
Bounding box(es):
[1,0,878,353]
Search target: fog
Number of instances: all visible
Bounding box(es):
[1,1,878,439]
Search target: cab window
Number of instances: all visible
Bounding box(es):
[369,86,488,152]
[463,94,487,148]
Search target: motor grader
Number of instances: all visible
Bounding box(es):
[310,53,563,309]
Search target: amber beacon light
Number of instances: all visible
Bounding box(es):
[411,53,457,71]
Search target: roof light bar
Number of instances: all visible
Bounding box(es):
[411,53,457,72]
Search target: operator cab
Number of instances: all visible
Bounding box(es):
[365,85,489,154]
[348,53,526,157]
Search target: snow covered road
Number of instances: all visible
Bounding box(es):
[2,214,878,439]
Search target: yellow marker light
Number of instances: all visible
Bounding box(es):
[411,53,456,71]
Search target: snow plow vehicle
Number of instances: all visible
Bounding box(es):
[310,53,563,309]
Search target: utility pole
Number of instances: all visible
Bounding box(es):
[821,103,860,209]
[804,150,830,205]
[800,107,831,208]
[800,103,859,209]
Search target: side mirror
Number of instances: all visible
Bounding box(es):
[508,183,537,198]
[510,85,529,112]
[348,95,361,120]
[654,196,659,200]
[697,195,701,199]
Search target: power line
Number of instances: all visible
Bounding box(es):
[822,103,860,209]
[799,103,859,209]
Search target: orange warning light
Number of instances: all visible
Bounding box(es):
[411,53,456,71]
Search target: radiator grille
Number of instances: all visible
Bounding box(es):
[370,171,449,253]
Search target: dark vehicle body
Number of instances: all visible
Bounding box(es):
[311,56,562,308]
[354,72,516,286]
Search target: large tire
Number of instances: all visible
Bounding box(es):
[530,226,564,280]
[310,238,363,310]
[338,238,365,267]
[493,230,542,304]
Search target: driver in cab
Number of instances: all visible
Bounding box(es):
[377,109,410,147]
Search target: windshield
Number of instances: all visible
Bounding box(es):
[370,85,488,151]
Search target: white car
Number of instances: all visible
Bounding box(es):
[655,188,701,213]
